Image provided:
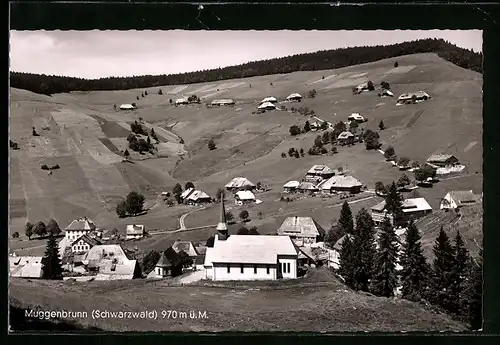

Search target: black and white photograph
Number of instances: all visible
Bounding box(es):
[9,29,483,332]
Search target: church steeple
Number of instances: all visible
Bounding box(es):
[216,191,228,240]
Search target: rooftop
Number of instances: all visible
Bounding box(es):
[71,234,102,247]
[180,188,194,199]
[427,154,457,162]
[283,180,300,188]
[286,93,302,99]
[298,181,319,190]
[65,217,96,231]
[277,217,323,237]
[225,177,256,189]
[235,190,256,200]
[307,165,334,175]
[372,198,432,213]
[258,101,277,109]
[172,241,200,257]
[448,190,476,204]
[320,175,362,189]
[207,235,298,265]
[260,96,277,103]
[338,131,355,139]
[187,190,211,201]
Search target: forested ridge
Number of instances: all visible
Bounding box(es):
[10,38,482,96]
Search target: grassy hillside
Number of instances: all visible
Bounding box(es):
[9,268,466,332]
[10,38,482,95]
[9,52,482,260]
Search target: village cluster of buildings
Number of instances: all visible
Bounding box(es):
[282,165,363,196]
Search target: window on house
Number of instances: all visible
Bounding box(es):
[240,264,244,273]
[266,265,270,274]
[254,265,257,274]
[287,263,290,273]
[227,264,230,273]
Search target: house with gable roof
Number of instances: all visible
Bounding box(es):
[277,217,326,247]
[64,217,97,242]
[440,190,477,210]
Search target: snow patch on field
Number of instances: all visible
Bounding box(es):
[349,72,368,79]
[190,84,215,94]
[436,165,466,175]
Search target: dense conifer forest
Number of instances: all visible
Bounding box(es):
[10,38,482,96]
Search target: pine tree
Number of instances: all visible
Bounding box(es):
[370,217,398,297]
[464,249,482,330]
[338,234,356,288]
[378,120,385,130]
[400,219,430,302]
[450,230,471,317]
[384,182,403,225]
[41,235,63,280]
[352,208,376,291]
[338,201,354,234]
[430,227,456,312]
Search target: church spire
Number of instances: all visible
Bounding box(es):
[216,191,228,240]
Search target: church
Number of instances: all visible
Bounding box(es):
[203,195,299,281]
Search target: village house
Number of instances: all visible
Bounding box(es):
[347,113,365,123]
[337,131,355,145]
[147,248,183,279]
[277,217,326,247]
[309,121,322,131]
[9,254,43,278]
[355,82,369,93]
[319,175,363,194]
[329,234,354,269]
[285,93,303,102]
[371,197,433,225]
[126,224,145,240]
[297,181,319,194]
[397,91,431,104]
[204,197,299,281]
[440,190,477,210]
[306,165,335,181]
[185,190,212,204]
[258,102,277,111]
[379,90,394,97]
[119,104,136,110]
[297,247,317,267]
[64,217,97,242]
[82,244,141,280]
[175,98,189,105]
[71,234,102,254]
[225,177,256,193]
[211,99,235,107]
[172,240,202,268]
[426,154,460,167]
[235,190,257,205]
[260,96,278,104]
[282,180,300,193]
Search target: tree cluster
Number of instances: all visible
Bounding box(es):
[116,191,146,217]
[237,226,260,235]
[362,129,381,150]
[337,200,482,330]
[24,219,62,240]
[307,89,317,98]
[11,39,481,96]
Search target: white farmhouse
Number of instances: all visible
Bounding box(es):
[258,102,277,111]
[260,96,278,104]
[9,254,43,278]
[203,197,298,281]
[235,190,256,205]
[225,177,256,192]
[126,224,145,240]
[119,104,136,110]
[175,98,189,105]
[286,93,302,102]
[347,113,365,123]
[64,217,97,243]
[440,190,476,210]
[211,99,235,107]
